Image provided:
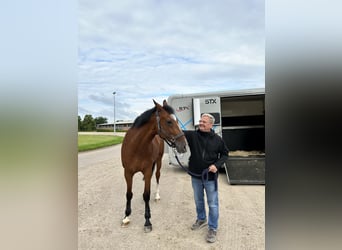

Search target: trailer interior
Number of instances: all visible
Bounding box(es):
[220,94,265,184]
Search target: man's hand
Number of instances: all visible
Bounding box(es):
[208,164,217,173]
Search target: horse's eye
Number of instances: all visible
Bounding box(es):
[166,120,173,126]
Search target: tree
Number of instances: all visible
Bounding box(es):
[94,116,108,126]
[78,115,82,131]
[81,114,96,131]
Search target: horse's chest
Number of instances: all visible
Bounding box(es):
[137,145,159,160]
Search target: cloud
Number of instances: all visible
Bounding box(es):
[78,0,265,122]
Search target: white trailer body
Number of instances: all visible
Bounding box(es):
[167,88,265,184]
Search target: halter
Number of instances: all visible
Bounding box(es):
[155,109,184,148]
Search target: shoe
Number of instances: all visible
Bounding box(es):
[206,228,217,243]
[191,219,207,230]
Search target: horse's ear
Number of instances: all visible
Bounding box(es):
[153,99,162,109]
[163,99,168,107]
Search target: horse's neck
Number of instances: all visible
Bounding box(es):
[129,120,157,147]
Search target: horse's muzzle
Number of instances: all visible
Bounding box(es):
[175,140,187,154]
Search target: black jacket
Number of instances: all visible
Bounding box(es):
[184,129,229,180]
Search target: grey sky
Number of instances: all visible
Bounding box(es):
[78,0,265,122]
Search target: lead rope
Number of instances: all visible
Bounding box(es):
[173,148,218,191]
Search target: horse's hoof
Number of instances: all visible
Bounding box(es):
[144,225,152,233]
[121,221,130,228]
[121,217,130,227]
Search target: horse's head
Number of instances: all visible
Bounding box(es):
[153,99,187,153]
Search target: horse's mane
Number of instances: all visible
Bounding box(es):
[132,103,175,128]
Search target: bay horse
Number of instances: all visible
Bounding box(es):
[121,99,187,232]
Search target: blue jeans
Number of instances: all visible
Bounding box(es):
[191,176,219,230]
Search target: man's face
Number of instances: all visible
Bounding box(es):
[198,116,213,132]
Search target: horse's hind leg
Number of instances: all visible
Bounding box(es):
[155,139,164,201]
[122,170,133,227]
[154,159,162,201]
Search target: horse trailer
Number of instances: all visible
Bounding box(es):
[167,88,265,184]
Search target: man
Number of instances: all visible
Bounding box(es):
[183,113,229,243]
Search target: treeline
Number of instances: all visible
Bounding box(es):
[78,115,108,131]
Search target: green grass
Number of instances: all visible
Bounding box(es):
[78,135,124,152]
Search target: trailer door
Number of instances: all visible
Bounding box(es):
[193,96,221,135]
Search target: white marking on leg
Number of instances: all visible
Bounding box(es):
[155,184,160,201]
[121,216,130,227]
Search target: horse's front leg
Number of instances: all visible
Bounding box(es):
[143,172,153,232]
[143,190,152,232]
[122,171,133,227]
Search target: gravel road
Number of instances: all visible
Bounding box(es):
[78,144,264,250]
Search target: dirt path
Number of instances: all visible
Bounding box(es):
[78,144,264,250]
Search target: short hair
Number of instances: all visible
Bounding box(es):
[201,113,215,124]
